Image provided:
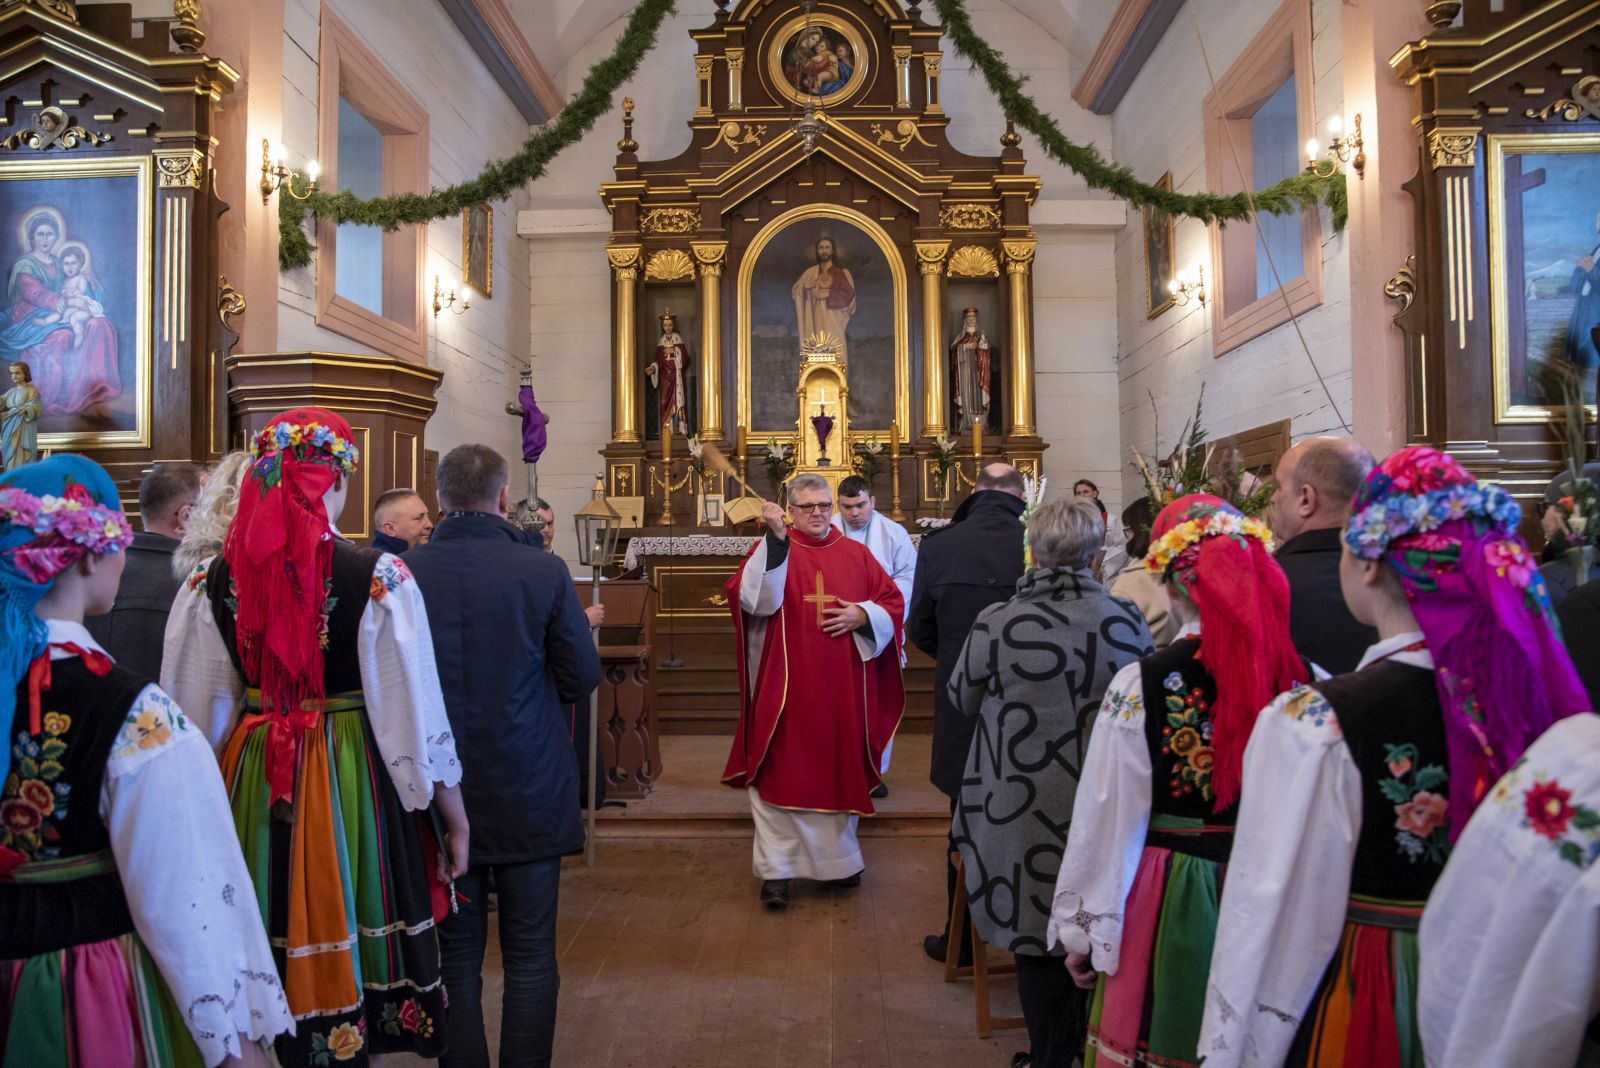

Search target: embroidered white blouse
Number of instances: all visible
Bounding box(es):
[159,545,461,810]
[47,620,294,1066]
[1045,621,1204,970]
[1417,711,1600,1068]
[1196,632,1434,1068]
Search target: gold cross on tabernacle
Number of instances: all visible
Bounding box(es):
[802,571,837,627]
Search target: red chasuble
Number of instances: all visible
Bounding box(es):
[721,527,905,815]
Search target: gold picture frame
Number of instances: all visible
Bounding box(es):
[1487,132,1600,423]
[736,203,909,438]
[0,154,153,450]
[1144,172,1176,319]
[463,203,492,298]
[765,11,871,109]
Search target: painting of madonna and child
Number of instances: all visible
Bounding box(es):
[0,167,147,454]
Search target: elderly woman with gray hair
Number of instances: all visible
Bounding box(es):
[948,498,1154,1068]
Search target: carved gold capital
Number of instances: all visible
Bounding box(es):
[607,245,642,280]
[692,241,728,277]
[154,148,206,189]
[695,55,714,77]
[1002,240,1037,273]
[726,47,744,69]
[914,240,950,275]
[924,53,942,77]
[893,45,912,64]
[1428,126,1480,169]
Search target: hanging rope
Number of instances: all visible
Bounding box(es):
[1187,1,1353,433]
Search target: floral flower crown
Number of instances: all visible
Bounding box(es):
[1145,509,1274,578]
[1343,481,1520,561]
[249,420,360,475]
[0,483,134,555]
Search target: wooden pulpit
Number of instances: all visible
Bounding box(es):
[576,577,660,800]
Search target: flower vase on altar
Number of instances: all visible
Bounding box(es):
[811,405,835,467]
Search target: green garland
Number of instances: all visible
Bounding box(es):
[277,0,676,269]
[928,0,1347,230]
[279,0,1345,271]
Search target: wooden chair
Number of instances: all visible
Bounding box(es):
[943,852,1026,1039]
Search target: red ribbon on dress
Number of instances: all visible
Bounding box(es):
[237,705,321,806]
[24,642,113,735]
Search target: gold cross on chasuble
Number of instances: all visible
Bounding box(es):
[802,571,838,627]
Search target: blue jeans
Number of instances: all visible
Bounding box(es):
[440,858,562,1067]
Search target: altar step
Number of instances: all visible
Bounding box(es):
[595,735,950,840]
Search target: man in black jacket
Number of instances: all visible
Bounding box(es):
[907,462,1026,963]
[1269,435,1377,675]
[405,444,600,1068]
[86,460,201,678]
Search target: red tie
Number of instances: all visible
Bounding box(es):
[24,641,114,735]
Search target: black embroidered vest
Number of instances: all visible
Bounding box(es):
[207,539,381,694]
[1313,661,1450,902]
[1138,639,1235,862]
[0,659,146,958]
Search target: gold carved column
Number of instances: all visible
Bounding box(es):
[608,245,643,444]
[693,241,726,441]
[916,240,950,438]
[1002,239,1037,438]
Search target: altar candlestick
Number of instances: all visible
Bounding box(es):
[737,424,747,455]
[889,421,901,459]
[973,420,983,460]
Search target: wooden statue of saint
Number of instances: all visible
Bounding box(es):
[950,308,999,434]
[644,310,692,438]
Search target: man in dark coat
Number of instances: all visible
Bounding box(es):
[1268,436,1378,675]
[1557,579,1600,709]
[906,462,1026,963]
[86,460,201,678]
[405,444,600,1068]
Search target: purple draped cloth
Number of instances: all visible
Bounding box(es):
[518,385,548,464]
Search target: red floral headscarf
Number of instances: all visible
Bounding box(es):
[1149,494,1307,810]
[223,407,360,732]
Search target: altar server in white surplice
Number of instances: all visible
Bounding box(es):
[832,474,916,783]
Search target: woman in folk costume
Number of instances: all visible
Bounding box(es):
[0,455,291,1066]
[1047,494,1310,1068]
[1197,446,1588,1068]
[162,407,469,1066]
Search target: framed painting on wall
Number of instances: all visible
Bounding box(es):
[1488,133,1600,422]
[1144,171,1176,318]
[463,203,492,298]
[0,155,152,451]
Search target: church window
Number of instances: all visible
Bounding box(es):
[314,5,429,362]
[1201,0,1323,357]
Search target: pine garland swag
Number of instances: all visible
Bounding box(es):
[277,0,1346,272]
[927,0,1347,230]
[276,0,677,270]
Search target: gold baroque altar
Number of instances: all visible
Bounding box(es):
[599,0,1045,525]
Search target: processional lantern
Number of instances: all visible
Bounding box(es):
[574,474,623,569]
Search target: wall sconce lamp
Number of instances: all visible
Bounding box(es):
[1168,265,1206,308]
[1306,114,1365,180]
[259,140,319,205]
[433,276,473,318]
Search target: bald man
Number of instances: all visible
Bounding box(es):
[1269,436,1378,674]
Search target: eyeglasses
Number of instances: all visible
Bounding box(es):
[790,501,833,514]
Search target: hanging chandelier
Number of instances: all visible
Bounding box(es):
[791,0,824,158]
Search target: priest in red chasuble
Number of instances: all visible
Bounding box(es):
[722,473,905,909]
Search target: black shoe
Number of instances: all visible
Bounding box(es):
[761,879,791,909]
[826,871,862,889]
[870,782,889,799]
[923,932,973,967]
[1011,1053,1031,1068]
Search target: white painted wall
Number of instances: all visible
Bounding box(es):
[1111,0,1353,509]
[523,2,1127,562]
[274,0,534,474]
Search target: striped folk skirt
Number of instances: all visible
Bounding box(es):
[219,694,448,1066]
[1085,818,1230,1068]
[1285,896,1426,1068]
[1,926,203,1067]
